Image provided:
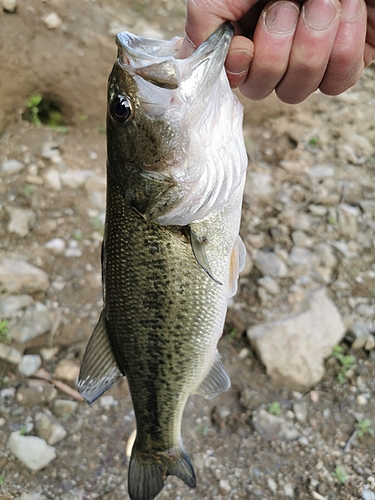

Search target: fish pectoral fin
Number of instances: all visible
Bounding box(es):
[194,351,231,399]
[139,168,174,184]
[77,309,123,404]
[227,234,247,298]
[189,227,223,286]
[128,442,196,500]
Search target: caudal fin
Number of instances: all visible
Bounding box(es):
[128,443,196,500]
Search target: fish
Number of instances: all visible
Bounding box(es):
[77,22,248,500]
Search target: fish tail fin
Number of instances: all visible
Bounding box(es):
[128,442,196,500]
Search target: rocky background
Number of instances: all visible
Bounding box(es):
[0,0,375,499]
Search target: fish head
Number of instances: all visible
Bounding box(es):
[107,23,246,225]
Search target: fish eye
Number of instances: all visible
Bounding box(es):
[109,96,132,123]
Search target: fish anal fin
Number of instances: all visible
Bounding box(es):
[77,309,123,404]
[189,227,222,285]
[228,234,247,298]
[195,351,231,399]
[128,442,196,500]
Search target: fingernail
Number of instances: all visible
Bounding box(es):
[340,0,364,22]
[179,35,196,58]
[264,1,300,34]
[225,49,252,75]
[302,0,340,30]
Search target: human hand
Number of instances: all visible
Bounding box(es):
[184,0,375,104]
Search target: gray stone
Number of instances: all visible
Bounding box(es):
[254,251,288,278]
[267,478,277,493]
[291,231,313,248]
[362,490,375,500]
[315,243,337,269]
[84,174,106,209]
[35,409,67,445]
[252,409,300,441]
[18,354,42,377]
[283,483,295,499]
[1,158,24,174]
[2,0,17,12]
[365,334,375,351]
[308,165,335,180]
[258,276,280,295]
[0,294,33,317]
[44,238,66,255]
[53,399,78,417]
[247,288,345,391]
[54,359,80,382]
[7,207,36,237]
[42,12,62,29]
[357,303,375,318]
[10,302,52,343]
[40,347,59,361]
[60,169,92,188]
[352,322,370,350]
[0,342,22,364]
[15,493,45,500]
[293,401,308,423]
[0,258,49,294]
[288,247,319,271]
[359,200,375,215]
[337,204,359,239]
[8,431,56,470]
[246,172,274,204]
[308,204,327,216]
[43,168,61,191]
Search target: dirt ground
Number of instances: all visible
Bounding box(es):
[0,1,375,500]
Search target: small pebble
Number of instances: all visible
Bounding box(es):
[1,158,24,173]
[357,394,367,406]
[42,12,62,29]
[44,238,66,255]
[18,355,42,377]
[267,477,277,493]
[362,489,375,500]
[2,0,17,12]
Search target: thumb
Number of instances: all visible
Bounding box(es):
[184,1,225,48]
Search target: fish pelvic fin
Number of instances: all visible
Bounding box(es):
[195,351,231,399]
[77,309,123,404]
[189,226,223,285]
[128,443,196,500]
[227,234,247,298]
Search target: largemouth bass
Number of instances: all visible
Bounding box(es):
[78,22,248,500]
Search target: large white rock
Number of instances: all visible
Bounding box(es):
[8,431,56,470]
[247,288,345,391]
[0,258,49,294]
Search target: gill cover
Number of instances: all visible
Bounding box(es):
[114,23,248,228]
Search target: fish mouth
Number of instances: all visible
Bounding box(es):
[115,23,234,92]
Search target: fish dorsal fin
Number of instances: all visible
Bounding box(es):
[194,351,231,399]
[78,310,123,404]
[227,235,247,298]
[189,227,223,286]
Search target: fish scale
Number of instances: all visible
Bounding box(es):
[78,22,248,500]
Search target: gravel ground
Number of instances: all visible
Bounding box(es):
[0,1,375,499]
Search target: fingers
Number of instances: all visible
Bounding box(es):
[184,0,259,48]
[318,0,367,95]
[238,1,301,99]
[225,36,254,88]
